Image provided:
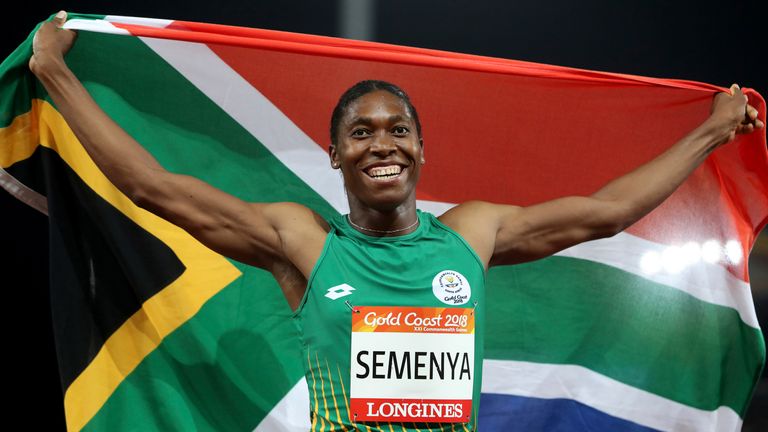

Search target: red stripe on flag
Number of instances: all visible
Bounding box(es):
[108,19,768,281]
[206,42,766,278]
[110,20,725,90]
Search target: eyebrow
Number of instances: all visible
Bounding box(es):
[348,114,410,127]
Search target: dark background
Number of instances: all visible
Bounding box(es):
[3,1,767,430]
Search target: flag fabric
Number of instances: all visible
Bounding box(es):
[1,12,767,431]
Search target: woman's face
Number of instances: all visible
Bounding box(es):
[330,90,424,211]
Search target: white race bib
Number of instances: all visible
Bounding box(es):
[349,306,475,423]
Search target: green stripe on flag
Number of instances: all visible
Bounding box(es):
[36,29,337,428]
[48,30,339,215]
[485,256,765,415]
[83,267,301,430]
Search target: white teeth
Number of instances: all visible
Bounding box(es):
[368,165,402,178]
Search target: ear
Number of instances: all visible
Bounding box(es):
[419,138,425,164]
[329,144,341,169]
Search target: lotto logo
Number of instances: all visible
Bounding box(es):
[325,284,356,300]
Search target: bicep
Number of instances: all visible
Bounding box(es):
[491,196,626,265]
[134,171,291,268]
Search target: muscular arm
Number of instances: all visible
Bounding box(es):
[29,12,328,281]
[442,85,764,268]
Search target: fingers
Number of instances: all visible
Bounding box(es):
[54,10,67,25]
[31,10,74,61]
[729,84,749,108]
[741,124,755,135]
[743,100,763,129]
[731,84,748,103]
[736,103,764,134]
[747,105,758,121]
[745,104,762,130]
[727,83,764,133]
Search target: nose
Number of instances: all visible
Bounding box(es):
[370,132,397,156]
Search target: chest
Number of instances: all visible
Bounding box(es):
[314,235,483,311]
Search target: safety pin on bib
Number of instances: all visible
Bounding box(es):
[470,299,478,315]
[344,300,360,313]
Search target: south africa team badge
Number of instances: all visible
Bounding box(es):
[432,270,471,305]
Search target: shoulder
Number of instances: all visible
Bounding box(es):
[257,201,331,234]
[437,201,521,269]
[437,200,521,231]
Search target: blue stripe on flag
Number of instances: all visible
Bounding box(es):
[478,393,661,431]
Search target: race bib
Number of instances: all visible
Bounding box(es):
[349,306,475,423]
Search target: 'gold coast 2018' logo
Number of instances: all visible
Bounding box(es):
[432,270,471,305]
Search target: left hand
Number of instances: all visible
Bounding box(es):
[29,10,77,76]
[710,84,764,143]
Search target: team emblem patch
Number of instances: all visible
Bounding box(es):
[432,270,471,305]
[325,283,356,300]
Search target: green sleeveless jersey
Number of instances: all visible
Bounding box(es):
[292,209,486,431]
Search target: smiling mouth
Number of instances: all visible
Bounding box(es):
[364,165,403,180]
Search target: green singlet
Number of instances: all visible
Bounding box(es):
[292,209,486,431]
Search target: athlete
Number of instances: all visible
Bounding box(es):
[30,11,763,431]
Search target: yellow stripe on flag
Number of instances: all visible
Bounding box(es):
[22,99,241,431]
[0,105,40,168]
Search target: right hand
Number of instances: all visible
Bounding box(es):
[29,10,77,75]
[709,83,764,145]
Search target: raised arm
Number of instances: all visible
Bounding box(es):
[29,12,328,284]
[441,83,764,268]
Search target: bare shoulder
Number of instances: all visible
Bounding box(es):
[438,200,520,230]
[438,200,521,269]
[260,201,331,234]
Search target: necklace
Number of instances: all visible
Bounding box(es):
[346,214,420,234]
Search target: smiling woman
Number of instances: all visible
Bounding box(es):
[330,81,426,227]
[24,9,765,432]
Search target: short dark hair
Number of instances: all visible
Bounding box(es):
[329,80,422,148]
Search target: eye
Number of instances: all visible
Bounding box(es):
[351,128,371,138]
[392,126,409,136]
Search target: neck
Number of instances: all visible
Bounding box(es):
[347,197,419,237]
